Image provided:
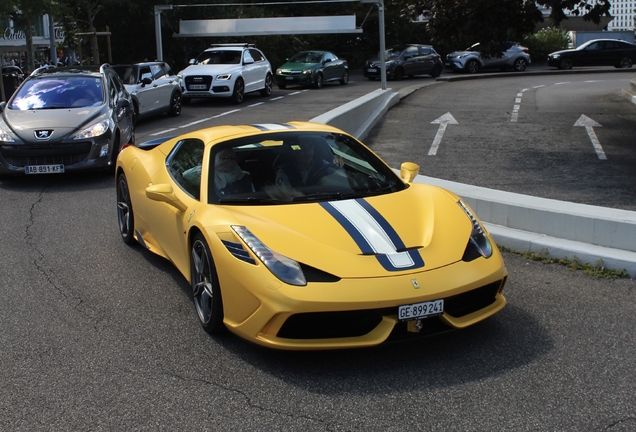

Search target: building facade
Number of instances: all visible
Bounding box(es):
[1,14,66,70]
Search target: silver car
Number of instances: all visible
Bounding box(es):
[445,42,531,74]
[112,62,182,122]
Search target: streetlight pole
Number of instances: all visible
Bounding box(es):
[155,5,173,61]
[361,0,386,90]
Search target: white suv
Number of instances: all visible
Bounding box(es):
[178,44,273,104]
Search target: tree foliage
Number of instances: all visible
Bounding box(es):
[536,0,611,26]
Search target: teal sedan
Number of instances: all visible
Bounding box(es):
[275,50,349,89]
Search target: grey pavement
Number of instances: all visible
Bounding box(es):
[312,65,636,278]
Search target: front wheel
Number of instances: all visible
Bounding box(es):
[260,73,273,96]
[616,57,633,68]
[558,57,573,70]
[116,173,135,245]
[191,233,225,334]
[465,60,480,74]
[168,91,181,116]
[314,73,323,89]
[430,64,442,78]
[513,58,528,72]
[231,78,244,104]
[339,69,349,85]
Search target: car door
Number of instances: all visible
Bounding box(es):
[248,48,269,90]
[135,65,160,115]
[241,50,260,93]
[144,138,205,273]
[578,41,606,66]
[418,46,435,74]
[108,72,134,145]
[401,46,420,76]
[322,52,341,81]
[150,63,173,111]
[483,43,514,69]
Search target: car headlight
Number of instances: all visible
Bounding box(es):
[551,54,560,59]
[216,73,232,80]
[458,200,493,259]
[74,118,112,140]
[302,69,313,75]
[0,126,15,142]
[276,69,282,74]
[385,60,395,67]
[232,226,307,286]
[458,54,470,59]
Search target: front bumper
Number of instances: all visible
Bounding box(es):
[0,138,114,175]
[217,246,508,350]
[275,72,314,86]
[444,59,465,71]
[182,75,234,98]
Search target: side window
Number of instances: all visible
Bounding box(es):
[162,63,175,76]
[419,47,431,55]
[150,64,165,79]
[108,75,119,105]
[139,66,152,82]
[167,139,205,200]
[248,49,263,62]
[243,50,255,64]
[324,53,336,62]
[404,47,418,58]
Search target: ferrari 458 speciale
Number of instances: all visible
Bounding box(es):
[116,121,507,350]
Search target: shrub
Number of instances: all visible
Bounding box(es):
[522,27,571,63]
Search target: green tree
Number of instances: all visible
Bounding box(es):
[537,0,611,26]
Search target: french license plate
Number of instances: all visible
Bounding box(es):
[398,299,444,321]
[25,164,64,174]
[188,84,206,90]
[367,68,377,73]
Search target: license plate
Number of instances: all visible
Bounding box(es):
[25,164,64,174]
[367,68,377,73]
[286,77,295,80]
[188,84,206,90]
[398,299,444,321]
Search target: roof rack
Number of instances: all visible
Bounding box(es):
[210,43,255,48]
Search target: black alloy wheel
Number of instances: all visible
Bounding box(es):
[617,57,633,68]
[314,73,323,89]
[168,91,182,116]
[339,70,349,85]
[231,78,244,104]
[191,233,225,334]
[559,57,573,70]
[116,173,135,245]
[260,73,273,96]
[465,60,480,74]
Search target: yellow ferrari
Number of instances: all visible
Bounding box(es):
[116,122,507,350]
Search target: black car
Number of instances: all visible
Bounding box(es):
[547,39,636,70]
[0,64,135,175]
[363,44,443,80]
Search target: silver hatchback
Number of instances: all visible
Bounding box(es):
[445,42,531,74]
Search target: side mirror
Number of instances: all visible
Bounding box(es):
[141,77,152,86]
[145,184,188,212]
[189,58,196,65]
[400,162,420,183]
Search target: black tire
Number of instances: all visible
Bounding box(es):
[277,82,287,89]
[110,135,121,167]
[116,173,135,245]
[616,57,633,68]
[558,57,573,70]
[191,233,225,334]
[168,91,181,116]
[182,96,191,105]
[314,73,323,89]
[132,103,139,126]
[231,78,244,104]
[465,60,480,74]
[393,67,404,81]
[260,73,273,96]
[339,69,349,85]
[430,64,442,78]
[513,58,528,72]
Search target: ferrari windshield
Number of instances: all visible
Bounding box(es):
[10,76,104,110]
[208,131,407,205]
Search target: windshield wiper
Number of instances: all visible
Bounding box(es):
[291,192,358,203]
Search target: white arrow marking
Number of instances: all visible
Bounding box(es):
[428,112,458,156]
[574,114,606,160]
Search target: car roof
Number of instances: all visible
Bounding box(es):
[205,43,256,52]
[30,65,110,80]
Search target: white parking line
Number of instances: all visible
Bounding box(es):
[213,109,241,118]
[289,91,302,96]
[179,117,213,128]
[150,128,177,136]
[270,96,284,101]
[248,102,264,107]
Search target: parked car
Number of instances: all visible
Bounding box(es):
[445,42,531,74]
[0,65,134,175]
[275,50,349,89]
[364,44,443,80]
[115,121,508,350]
[111,61,181,122]
[178,43,273,105]
[547,39,636,70]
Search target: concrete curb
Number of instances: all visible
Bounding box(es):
[312,68,636,278]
